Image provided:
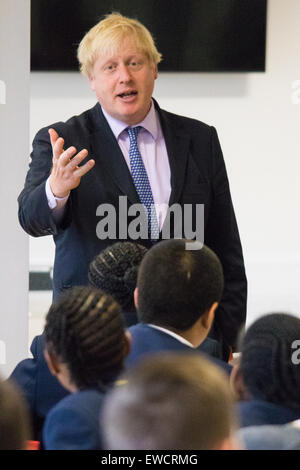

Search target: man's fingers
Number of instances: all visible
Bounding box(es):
[67,149,89,169]
[49,128,65,160]
[48,128,58,144]
[74,159,95,178]
[58,146,78,166]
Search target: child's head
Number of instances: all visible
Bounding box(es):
[44,286,129,392]
[88,241,147,311]
[239,313,300,408]
[0,378,31,449]
[136,239,223,333]
[102,353,238,450]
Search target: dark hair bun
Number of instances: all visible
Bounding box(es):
[88,242,148,309]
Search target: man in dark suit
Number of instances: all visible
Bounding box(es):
[18,12,246,357]
[126,239,232,376]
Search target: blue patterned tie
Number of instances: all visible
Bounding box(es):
[127,126,159,239]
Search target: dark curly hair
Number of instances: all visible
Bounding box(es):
[240,313,300,409]
[44,286,126,390]
[88,242,148,311]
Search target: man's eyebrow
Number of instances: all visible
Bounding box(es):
[101,58,117,68]
[99,52,144,68]
[126,54,145,62]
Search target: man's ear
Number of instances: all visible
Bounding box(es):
[201,302,218,330]
[44,348,60,377]
[88,73,96,92]
[134,287,138,309]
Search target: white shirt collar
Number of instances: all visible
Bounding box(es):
[148,324,195,348]
[291,420,300,430]
[101,100,158,141]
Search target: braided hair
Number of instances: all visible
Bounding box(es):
[240,313,300,409]
[88,242,148,311]
[44,286,126,390]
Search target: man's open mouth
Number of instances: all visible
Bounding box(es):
[117,91,138,98]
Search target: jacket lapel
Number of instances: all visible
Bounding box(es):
[88,102,191,209]
[156,102,191,206]
[89,104,140,205]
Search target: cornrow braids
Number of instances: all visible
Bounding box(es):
[240,313,300,410]
[44,286,126,390]
[88,242,148,310]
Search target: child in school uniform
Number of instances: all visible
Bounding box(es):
[42,285,130,450]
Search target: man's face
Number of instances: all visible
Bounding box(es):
[89,36,158,126]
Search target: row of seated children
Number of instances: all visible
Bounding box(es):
[2,308,300,450]
[2,239,300,449]
[9,239,227,445]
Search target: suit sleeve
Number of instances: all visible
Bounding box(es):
[206,127,247,350]
[18,126,72,237]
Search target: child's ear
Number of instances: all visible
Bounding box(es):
[124,331,131,359]
[44,348,60,377]
[200,302,218,330]
[134,287,138,309]
[230,362,252,401]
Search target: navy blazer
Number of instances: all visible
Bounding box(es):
[18,100,247,351]
[237,399,300,428]
[9,327,225,443]
[10,334,69,441]
[237,423,300,450]
[126,323,232,375]
[43,388,105,450]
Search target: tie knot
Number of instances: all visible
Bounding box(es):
[127,126,142,143]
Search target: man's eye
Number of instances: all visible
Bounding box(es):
[105,64,116,72]
[129,61,142,69]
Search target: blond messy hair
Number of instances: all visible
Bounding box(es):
[77,12,162,77]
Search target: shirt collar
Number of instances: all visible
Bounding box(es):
[101,100,158,141]
[291,420,300,430]
[148,324,195,348]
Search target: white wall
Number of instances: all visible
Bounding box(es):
[0,0,30,376]
[29,0,300,327]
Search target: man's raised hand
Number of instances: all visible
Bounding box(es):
[48,128,95,198]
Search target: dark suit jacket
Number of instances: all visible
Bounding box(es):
[43,388,105,450]
[126,323,232,375]
[237,399,300,428]
[18,100,247,350]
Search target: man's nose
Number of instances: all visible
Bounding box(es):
[119,63,132,83]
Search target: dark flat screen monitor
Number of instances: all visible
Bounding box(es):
[31,0,267,72]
